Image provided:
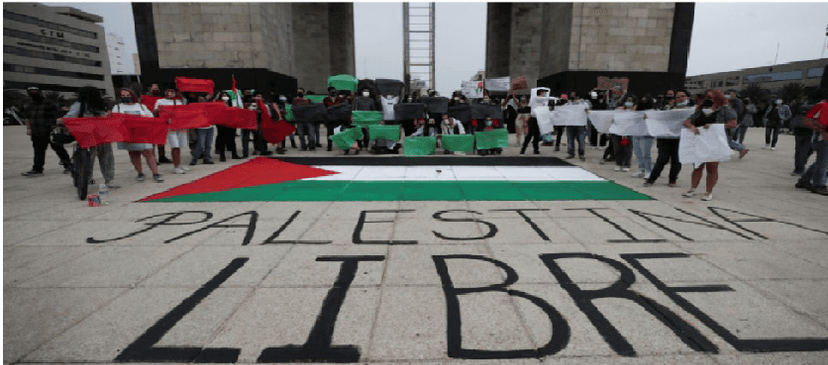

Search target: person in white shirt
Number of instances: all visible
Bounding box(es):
[154,89,189,174]
[113,88,163,183]
[521,88,552,154]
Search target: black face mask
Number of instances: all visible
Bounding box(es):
[330,92,336,97]
[29,94,43,102]
[297,93,304,97]
[120,96,132,104]
[701,98,714,108]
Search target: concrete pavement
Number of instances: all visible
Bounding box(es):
[4,124,827,364]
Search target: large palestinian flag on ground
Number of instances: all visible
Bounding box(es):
[140,157,650,202]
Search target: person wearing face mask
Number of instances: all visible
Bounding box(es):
[611,94,637,172]
[734,97,756,145]
[521,88,553,155]
[21,86,73,177]
[292,88,316,152]
[113,88,164,182]
[645,90,692,188]
[630,95,656,178]
[681,89,738,201]
[514,96,530,147]
[763,98,792,150]
[213,92,243,161]
[154,88,190,173]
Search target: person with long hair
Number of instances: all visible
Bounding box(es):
[631,94,656,178]
[612,94,637,172]
[681,89,738,201]
[113,88,163,182]
[58,86,117,187]
[214,91,242,161]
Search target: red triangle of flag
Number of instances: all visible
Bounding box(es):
[140,157,338,201]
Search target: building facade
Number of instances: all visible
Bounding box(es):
[106,31,128,75]
[3,3,114,97]
[486,3,694,98]
[684,58,828,96]
[132,3,354,96]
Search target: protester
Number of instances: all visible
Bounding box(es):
[474,117,503,156]
[502,93,518,140]
[681,89,737,201]
[440,113,466,156]
[57,86,117,187]
[796,89,828,195]
[763,98,792,150]
[514,96,530,147]
[189,93,218,164]
[292,88,315,151]
[20,87,73,177]
[612,94,637,172]
[733,97,756,144]
[792,103,815,176]
[213,92,243,161]
[551,94,568,150]
[113,88,163,182]
[645,90,691,187]
[521,88,552,155]
[324,87,352,151]
[724,89,750,159]
[248,91,271,156]
[565,93,589,161]
[153,88,190,173]
[631,95,656,178]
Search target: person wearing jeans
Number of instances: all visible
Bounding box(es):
[565,125,586,160]
[191,126,215,165]
[763,99,792,150]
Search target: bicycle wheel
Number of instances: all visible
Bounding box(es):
[75,149,90,200]
[71,146,81,188]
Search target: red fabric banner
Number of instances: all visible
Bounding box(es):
[158,104,212,129]
[140,95,163,110]
[63,114,169,148]
[175,77,214,93]
[261,118,296,145]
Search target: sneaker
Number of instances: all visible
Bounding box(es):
[189,159,198,166]
[174,167,185,174]
[180,165,191,172]
[565,155,575,159]
[795,181,813,190]
[812,186,828,195]
[682,189,696,197]
[622,167,631,172]
[202,159,215,165]
[739,149,749,159]
[614,166,621,172]
[21,170,43,177]
[153,174,164,183]
[791,171,803,176]
[136,173,146,182]
[105,180,120,189]
[533,150,540,155]
[643,181,653,187]
[599,160,605,165]
[631,171,644,178]
[644,172,651,179]
[762,144,769,149]
[579,156,586,161]
[701,192,713,201]
[668,181,677,188]
[770,147,776,151]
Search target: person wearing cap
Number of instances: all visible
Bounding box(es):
[154,88,189,174]
[113,88,164,183]
[21,86,73,177]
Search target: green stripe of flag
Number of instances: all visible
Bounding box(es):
[146,180,651,202]
[441,134,475,152]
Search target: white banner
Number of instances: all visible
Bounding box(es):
[534,107,555,135]
[461,80,484,99]
[679,124,731,167]
[484,77,511,92]
[608,111,648,136]
[587,111,616,133]
[644,109,695,138]
[550,104,589,126]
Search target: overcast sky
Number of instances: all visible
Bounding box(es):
[51,2,828,96]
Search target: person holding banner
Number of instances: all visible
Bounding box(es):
[645,90,691,187]
[292,88,315,152]
[681,89,738,201]
[520,88,552,155]
[612,94,636,172]
[113,88,163,183]
[154,88,189,174]
[631,95,656,178]
[566,93,590,161]
[214,92,243,161]
[58,86,117,188]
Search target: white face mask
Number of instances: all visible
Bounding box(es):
[676,100,689,106]
[624,102,634,107]
[362,92,370,97]
[590,92,598,99]
[725,95,731,100]
[279,97,287,102]
[776,99,782,105]
[221,96,230,101]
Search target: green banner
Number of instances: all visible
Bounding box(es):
[441,134,475,152]
[284,104,294,121]
[330,127,364,150]
[404,136,436,156]
[328,74,358,92]
[306,95,326,104]
[368,125,400,141]
[352,111,383,127]
[475,129,509,150]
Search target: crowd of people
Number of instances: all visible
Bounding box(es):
[17,81,828,198]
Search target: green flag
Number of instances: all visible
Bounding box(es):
[352,111,383,127]
[441,134,475,152]
[404,136,436,156]
[328,74,358,92]
[331,127,364,150]
[306,95,326,104]
[368,125,400,141]
[284,104,294,121]
[475,129,509,150]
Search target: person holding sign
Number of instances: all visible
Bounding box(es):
[521,88,552,155]
[681,89,738,201]
[644,90,691,187]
